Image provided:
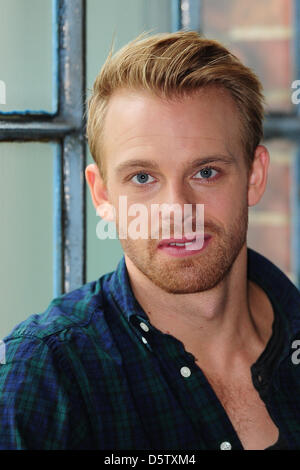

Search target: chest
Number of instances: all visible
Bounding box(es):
[205,372,279,450]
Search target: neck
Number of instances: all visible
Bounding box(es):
[125,244,274,374]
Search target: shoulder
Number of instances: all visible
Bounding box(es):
[0,271,120,449]
[247,247,300,339]
[3,276,108,343]
[0,269,119,381]
[247,247,300,303]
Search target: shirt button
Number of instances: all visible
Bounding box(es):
[180,366,191,378]
[140,322,149,332]
[220,441,232,450]
[141,336,148,344]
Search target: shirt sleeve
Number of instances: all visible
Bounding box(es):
[0,334,90,449]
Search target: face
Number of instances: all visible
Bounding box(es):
[87,87,268,294]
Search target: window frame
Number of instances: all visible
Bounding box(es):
[0,0,87,296]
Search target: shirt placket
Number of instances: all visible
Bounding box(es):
[132,315,244,450]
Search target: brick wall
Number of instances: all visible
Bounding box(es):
[248,139,295,283]
[203,0,294,112]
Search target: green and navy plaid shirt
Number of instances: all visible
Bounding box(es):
[1,247,300,450]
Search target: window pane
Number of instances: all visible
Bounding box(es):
[248,139,296,284]
[202,0,295,113]
[0,0,55,113]
[0,143,54,338]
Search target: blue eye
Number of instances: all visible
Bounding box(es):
[131,172,155,184]
[194,167,218,179]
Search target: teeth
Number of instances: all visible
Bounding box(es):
[169,241,194,247]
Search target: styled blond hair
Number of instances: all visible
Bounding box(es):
[86,31,265,182]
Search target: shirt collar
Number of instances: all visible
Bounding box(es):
[108,255,149,323]
[108,247,300,343]
[247,247,300,344]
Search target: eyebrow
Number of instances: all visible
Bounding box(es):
[115,154,235,175]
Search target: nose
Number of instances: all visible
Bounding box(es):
[157,181,203,238]
[163,180,194,207]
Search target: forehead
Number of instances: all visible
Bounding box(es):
[102,86,243,164]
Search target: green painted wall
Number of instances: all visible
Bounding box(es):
[0,0,53,112]
[0,143,54,338]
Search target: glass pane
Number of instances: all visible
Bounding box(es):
[248,139,296,284]
[87,0,172,86]
[0,0,55,113]
[202,0,295,113]
[0,143,54,338]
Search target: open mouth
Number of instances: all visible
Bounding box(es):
[168,240,197,247]
[157,235,211,257]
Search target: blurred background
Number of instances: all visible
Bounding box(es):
[0,0,299,337]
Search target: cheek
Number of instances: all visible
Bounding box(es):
[111,195,152,240]
[203,185,247,224]
[204,194,231,219]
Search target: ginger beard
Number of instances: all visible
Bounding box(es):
[114,193,249,294]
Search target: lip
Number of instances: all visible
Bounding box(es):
[158,234,210,247]
[157,234,212,257]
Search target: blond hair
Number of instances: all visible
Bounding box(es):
[86,31,265,182]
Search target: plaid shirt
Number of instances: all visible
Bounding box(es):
[0,247,300,450]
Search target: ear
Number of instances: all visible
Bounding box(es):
[248,145,270,207]
[85,163,115,221]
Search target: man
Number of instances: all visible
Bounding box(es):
[1,31,300,450]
